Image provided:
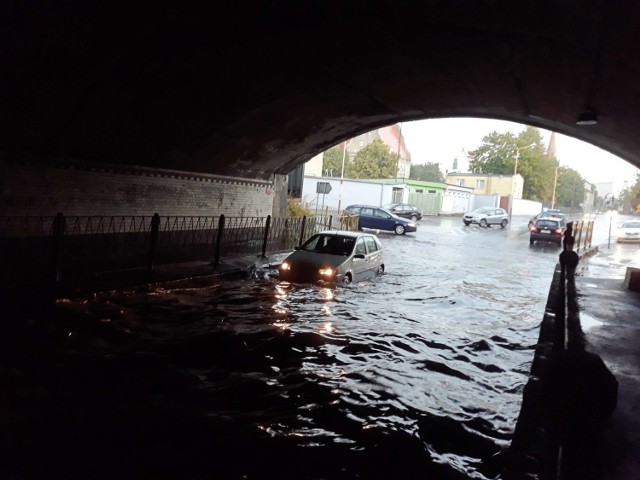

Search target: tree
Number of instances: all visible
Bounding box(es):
[555,167,586,208]
[351,139,398,179]
[409,162,445,182]
[322,145,349,177]
[467,126,556,202]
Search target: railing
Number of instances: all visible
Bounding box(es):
[0,213,359,287]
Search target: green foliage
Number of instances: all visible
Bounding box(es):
[322,146,351,177]
[467,126,556,202]
[351,139,398,179]
[555,167,586,207]
[409,162,445,182]
[286,199,312,217]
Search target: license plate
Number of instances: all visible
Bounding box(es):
[542,229,550,233]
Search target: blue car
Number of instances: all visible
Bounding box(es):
[344,204,417,235]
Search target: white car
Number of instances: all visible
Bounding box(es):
[463,207,509,228]
[617,220,640,243]
[279,231,384,285]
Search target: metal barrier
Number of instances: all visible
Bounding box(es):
[0,213,358,287]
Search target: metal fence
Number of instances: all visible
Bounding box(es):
[0,213,359,288]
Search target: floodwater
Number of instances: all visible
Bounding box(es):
[2,216,573,480]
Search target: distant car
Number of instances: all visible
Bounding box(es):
[528,209,566,228]
[463,207,509,228]
[382,203,423,221]
[278,231,384,285]
[617,220,640,243]
[344,205,417,235]
[529,218,565,246]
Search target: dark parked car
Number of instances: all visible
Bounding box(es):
[529,218,565,246]
[344,205,417,235]
[279,231,384,285]
[382,203,423,221]
[528,209,566,228]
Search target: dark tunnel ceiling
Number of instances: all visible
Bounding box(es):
[2,1,640,180]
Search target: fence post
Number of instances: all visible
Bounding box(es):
[298,216,307,247]
[213,214,225,267]
[51,212,65,283]
[148,213,160,272]
[328,215,333,230]
[261,215,271,258]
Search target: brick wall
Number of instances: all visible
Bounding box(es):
[0,156,276,218]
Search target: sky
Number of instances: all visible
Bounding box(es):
[401,118,640,195]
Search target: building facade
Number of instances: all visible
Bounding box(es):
[445,173,524,199]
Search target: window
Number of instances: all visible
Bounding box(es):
[427,189,436,194]
[364,236,378,253]
[355,238,367,255]
[457,179,465,186]
[373,209,389,218]
[416,189,423,194]
[476,179,485,188]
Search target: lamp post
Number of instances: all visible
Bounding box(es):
[604,192,613,248]
[337,141,348,212]
[551,162,560,209]
[509,143,534,221]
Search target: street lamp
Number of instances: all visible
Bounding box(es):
[337,140,348,212]
[604,192,614,248]
[551,161,560,209]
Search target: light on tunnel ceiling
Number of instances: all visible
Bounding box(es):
[576,110,598,126]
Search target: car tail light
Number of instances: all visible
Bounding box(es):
[555,228,563,235]
[530,226,538,233]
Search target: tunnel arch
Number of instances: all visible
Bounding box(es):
[3,1,640,181]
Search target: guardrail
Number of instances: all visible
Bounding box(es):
[0,213,359,288]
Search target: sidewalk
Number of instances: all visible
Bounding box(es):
[56,251,291,295]
[573,241,640,479]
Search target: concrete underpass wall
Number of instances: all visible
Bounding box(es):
[0,157,276,217]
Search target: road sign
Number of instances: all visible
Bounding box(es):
[316,182,332,194]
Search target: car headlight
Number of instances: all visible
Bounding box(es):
[280,262,291,271]
[319,268,335,276]
[408,223,416,227]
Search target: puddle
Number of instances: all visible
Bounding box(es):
[580,313,604,331]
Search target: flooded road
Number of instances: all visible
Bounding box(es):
[2,215,579,479]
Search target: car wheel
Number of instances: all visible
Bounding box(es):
[342,273,352,285]
[463,221,471,226]
[394,224,406,235]
[480,219,487,227]
[376,264,385,275]
[501,219,508,229]
[529,238,534,245]
[411,214,418,221]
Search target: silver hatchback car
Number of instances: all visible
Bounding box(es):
[279,231,384,285]
[463,207,509,228]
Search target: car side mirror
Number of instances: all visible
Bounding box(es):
[387,214,392,219]
[294,246,300,250]
[354,254,365,259]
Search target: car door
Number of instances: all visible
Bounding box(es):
[363,235,382,279]
[373,208,394,231]
[358,207,376,229]
[351,237,369,281]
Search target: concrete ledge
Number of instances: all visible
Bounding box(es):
[624,267,640,292]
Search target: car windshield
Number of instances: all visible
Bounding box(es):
[622,221,640,228]
[474,208,493,214]
[301,234,356,255]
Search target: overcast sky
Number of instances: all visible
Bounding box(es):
[401,118,639,194]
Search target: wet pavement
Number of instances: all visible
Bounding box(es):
[1,214,638,479]
[573,240,640,480]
